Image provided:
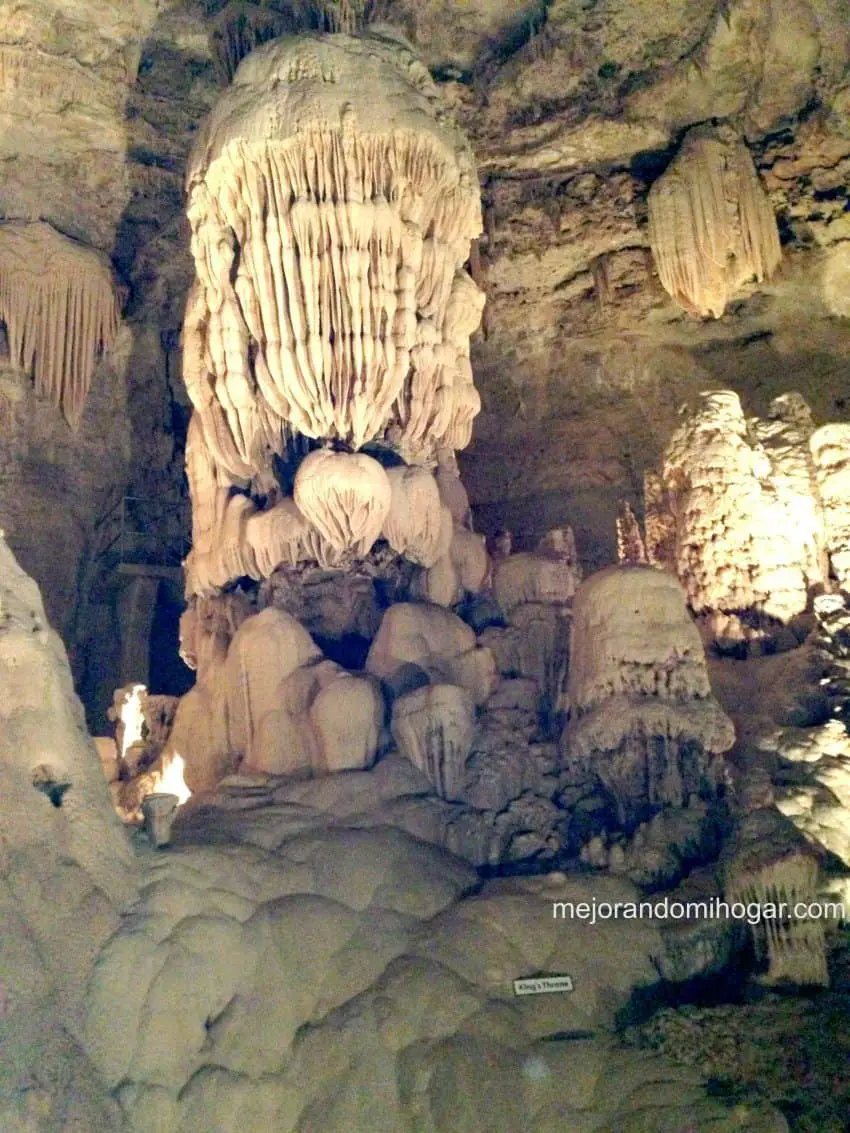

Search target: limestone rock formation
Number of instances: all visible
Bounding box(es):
[563,565,734,826]
[225,607,323,760]
[723,808,828,987]
[0,534,135,1130]
[176,31,491,823]
[366,600,495,704]
[181,30,484,577]
[293,448,391,559]
[391,682,475,800]
[770,719,850,870]
[0,221,119,427]
[78,819,781,1132]
[648,126,781,319]
[810,423,850,590]
[492,527,582,617]
[616,500,648,564]
[481,602,571,733]
[646,390,830,647]
[382,463,445,566]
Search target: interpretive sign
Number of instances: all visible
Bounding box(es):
[512,974,574,996]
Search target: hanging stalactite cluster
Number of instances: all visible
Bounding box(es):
[209,0,373,83]
[0,221,119,428]
[182,32,485,592]
[186,130,481,471]
[648,126,782,319]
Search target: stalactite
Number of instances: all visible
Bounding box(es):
[210,2,294,83]
[293,448,391,558]
[0,222,119,428]
[648,126,781,319]
[724,809,828,987]
[186,33,483,472]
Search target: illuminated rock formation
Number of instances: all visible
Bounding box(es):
[292,448,392,559]
[648,126,781,319]
[563,565,734,826]
[646,390,829,647]
[366,601,495,705]
[0,221,119,427]
[382,464,445,567]
[492,527,581,617]
[391,682,475,800]
[175,29,491,798]
[810,423,850,590]
[79,825,762,1132]
[225,607,323,761]
[723,808,828,987]
[181,31,483,595]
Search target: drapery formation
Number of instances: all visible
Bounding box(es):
[183,31,484,594]
[0,221,119,427]
[648,126,781,319]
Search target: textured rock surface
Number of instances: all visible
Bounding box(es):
[722,808,828,986]
[648,125,781,318]
[2,5,849,1128]
[564,565,735,824]
[646,390,830,646]
[80,817,787,1132]
[0,0,849,723]
[0,535,136,1131]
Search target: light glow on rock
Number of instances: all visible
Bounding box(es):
[155,752,192,807]
[119,683,147,760]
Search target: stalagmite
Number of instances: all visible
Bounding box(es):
[563,565,734,826]
[309,671,384,773]
[391,683,475,801]
[293,448,392,559]
[450,526,490,593]
[648,126,781,319]
[723,809,828,986]
[648,390,829,646]
[435,447,472,528]
[616,501,647,564]
[0,221,119,427]
[366,601,491,702]
[224,607,322,761]
[243,658,383,776]
[492,528,582,618]
[810,423,850,590]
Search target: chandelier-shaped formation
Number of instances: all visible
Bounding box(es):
[183,30,484,595]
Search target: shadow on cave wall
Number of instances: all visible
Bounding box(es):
[76,10,212,733]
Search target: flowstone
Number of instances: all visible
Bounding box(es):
[563,565,734,826]
[643,390,840,649]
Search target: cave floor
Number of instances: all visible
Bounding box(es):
[620,929,850,1133]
